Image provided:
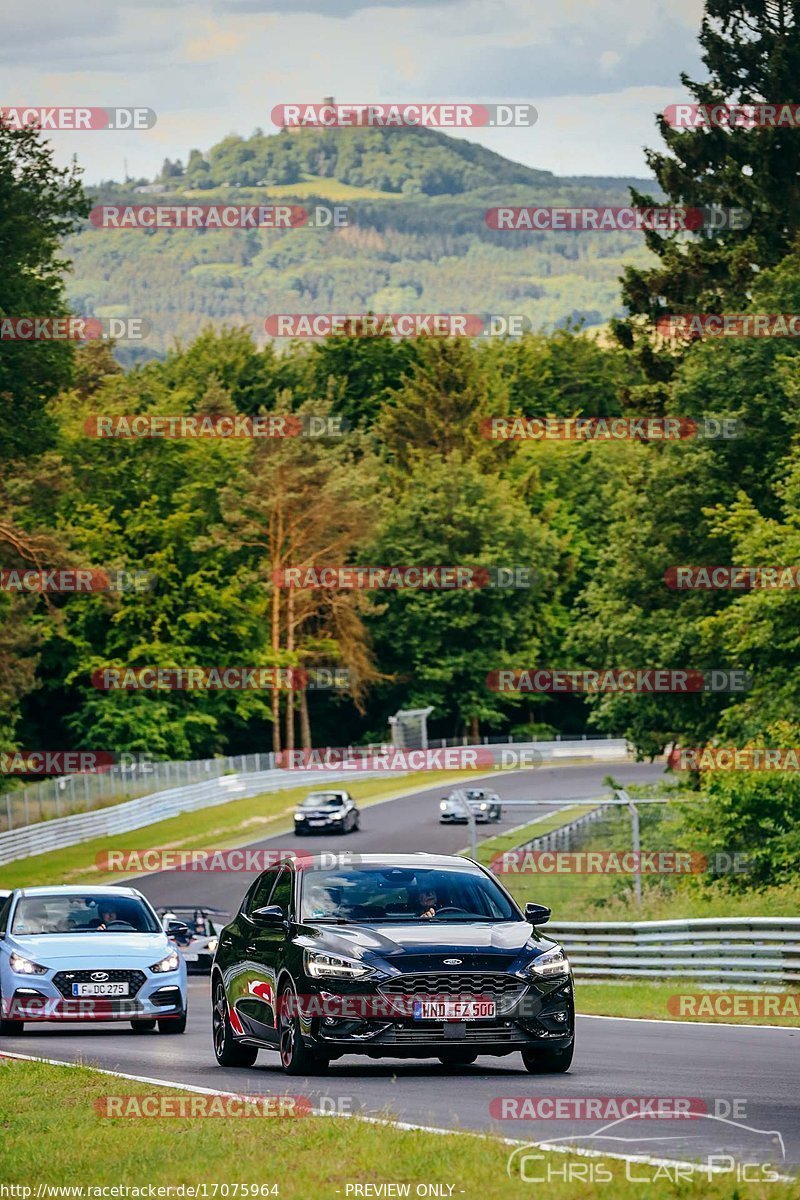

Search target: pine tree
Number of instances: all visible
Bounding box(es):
[615,0,800,381]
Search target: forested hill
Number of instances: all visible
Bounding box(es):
[67,124,659,362]
[158,125,558,195]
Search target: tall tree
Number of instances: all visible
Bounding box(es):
[615,0,800,381]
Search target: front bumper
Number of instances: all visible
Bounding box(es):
[300,975,574,1057]
[3,969,186,1023]
[295,819,346,833]
[439,810,492,824]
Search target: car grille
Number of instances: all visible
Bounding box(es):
[378,973,526,1014]
[52,969,147,998]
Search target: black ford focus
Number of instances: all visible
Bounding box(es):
[211,853,574,1074]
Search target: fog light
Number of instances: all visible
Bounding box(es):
[553,1010,568,1022]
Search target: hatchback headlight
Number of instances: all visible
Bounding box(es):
[305,951,375,980]
[526,947,570,979]
[150,950,180,973]
[9,952,48,975]
[207,937,219,954]
[439,800,449,811]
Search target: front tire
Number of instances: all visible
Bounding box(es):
[278,984,328,1075]
[158,1010,187,1034]
[212,978,258,1066]
[0,987,23,1036]
[521,1041,574,1073]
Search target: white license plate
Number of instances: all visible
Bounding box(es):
[413,999,495,1021]
[71,982,129,997]
[308,819,327,826]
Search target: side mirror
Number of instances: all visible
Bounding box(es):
[524,903,551,926]
[251,904,285,925]
[166,920,192,942]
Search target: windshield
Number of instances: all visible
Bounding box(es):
[299,866,518,922]
[12,893,160,935]
[161,909,226,936]
[301,794,344,807]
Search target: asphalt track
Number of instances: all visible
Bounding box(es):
[4,762,798,1177]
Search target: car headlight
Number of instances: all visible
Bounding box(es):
[207,937,219,954]
[9,952,48,975]
[479,803,488,810]
[150,950,180,973]
[526,947,570,980]
[439,800,448,811]
[304,950,375,980]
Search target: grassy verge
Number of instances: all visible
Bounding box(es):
[0,1058,794,1199]
[477,806,800,1028]
[0,769,480,890]
[576,981,800,1027]
[476,801,800,921]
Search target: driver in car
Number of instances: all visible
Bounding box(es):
[89,906,118,930]
[418,886,439,919]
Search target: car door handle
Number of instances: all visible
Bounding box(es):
[220,935,232,946]
[246,944,257,953]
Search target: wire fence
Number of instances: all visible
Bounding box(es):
[0,733,623,833]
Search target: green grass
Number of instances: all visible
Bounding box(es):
[476,802,800,921]
[0,1059,795,1198]
[181,175,398,201]
[0,768,481,890]
[577,981,800,1027]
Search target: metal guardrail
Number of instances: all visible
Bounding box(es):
[0,737,631,866]
[0,767,386,867]
[0,733,628,831]
[549,918,800,985]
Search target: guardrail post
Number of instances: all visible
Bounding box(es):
[616,788,642,908]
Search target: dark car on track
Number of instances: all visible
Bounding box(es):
[293,790,360,835]
[211,853,574,1075]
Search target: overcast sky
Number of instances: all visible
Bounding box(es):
[4,0,707,183]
